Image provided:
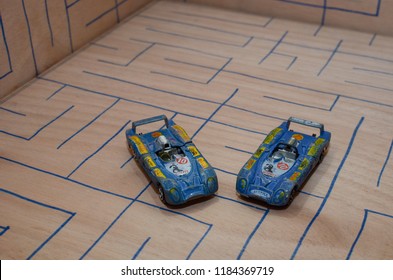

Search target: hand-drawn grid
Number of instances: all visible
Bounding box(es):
[1,1,392,259]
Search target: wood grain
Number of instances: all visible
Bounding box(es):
[0,0,392,260]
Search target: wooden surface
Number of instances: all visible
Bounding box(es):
[0,0,151,99]
[181,0,393,36]
[1,0,393,260]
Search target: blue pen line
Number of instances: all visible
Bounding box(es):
[225,145,253,155]
[0,226,10,236]
[299,190,324,199]
[98,43,154,67]
[151,71,206,84]
[291,116,365,259]
[66,0,80,8]
[44,0,54,46]
[347,209,393,259]
[259,31,288,64]
[82,70,220,105]
[85,0,127,27]
[207,58,232,84]
[345,80,393,93]
[114,0,120,23]
[237,209,269,259]
[192,88,238,139]
[58,99,120,149]
[264,95,333,111]
[67,120,131,178]
[120,156,134,169]
[172,11,272,28]
[140,14,251,39]
[1,106,73,140]
[22,0,38,75]
[186,225,212,260]
[0,14,13,78]
[132,237,151,260]
[0,107,26,116]
[80,182,150,259]
[318,40,342,76]
[64,0,74,52]
[46,85,66,100]
[369,33,377,46]
[214,194,267,211]
[91,42,119,50]
[213,167,237,176]
[377,140,393,187]
[353,67,393,77]
[1,156,134,200]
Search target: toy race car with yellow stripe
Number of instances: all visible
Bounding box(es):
[236,117,330,207]
[126,115,218,205]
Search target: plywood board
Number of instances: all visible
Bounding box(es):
[1,0,392,260]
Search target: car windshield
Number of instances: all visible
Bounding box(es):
[270,143,298,162]
[157,147,184,162]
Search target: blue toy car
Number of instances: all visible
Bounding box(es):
[126,115,218,205]
[236,117,331,207]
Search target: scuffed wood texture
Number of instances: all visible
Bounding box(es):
[0,0,152,99]
[0,0,392,259]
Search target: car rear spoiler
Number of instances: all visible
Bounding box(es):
[131,115,169,133]
[287,117,324,134]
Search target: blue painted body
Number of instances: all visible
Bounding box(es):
[236,117,331,206]
[126,115,218,205]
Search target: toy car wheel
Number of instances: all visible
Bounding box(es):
[319,147,327,163]
[158,185,167,204]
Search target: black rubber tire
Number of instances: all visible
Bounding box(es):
[158,185,166,204]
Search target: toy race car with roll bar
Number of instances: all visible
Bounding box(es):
[236,117,330,207]
[126,115,218,205]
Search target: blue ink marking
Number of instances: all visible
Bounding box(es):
[353,67,393,77]
[58,99,120,149]
[287,56,297,70]
[318,40,342,76]
[135,199,212,260]
[64,0,74,52]
[192,88,238,139]
[347,209,393,259]
[259,31,288,64]
[0,107,26,116]
[99,43,154,66]
[132,237,151,260]
[140,15,251,39]
[291,116,365,259]
[80,182,150,259]
[213,167,237,177]
[66,0,80,8]
[369,33,377,46]
[85,0,128,27]
[207,58,232,84]
[22,0,38,75]
[313,25,323,37]
[299,190,324,199]
[130,38,230,59]
[273,52,298,70]
[173,11,273,28]
[44,0,54,46]
[1,156,134,200]
[377,140,393,187]
[82,70,221,104]
[114,0,120,23]
[151,71,206,84]
[214,194,267,211]
[0,226,10,236]
[211,120,266,135]
[186,224,212,260]
[67,120,131,178]
[0,14,13,79]
[264,95,338,111]
[47,85,66,100]
[279,0,382,16]
[345,80,393,93]
[0,188,75,260]
[91,42,119,50]
[0,105,74,140]
[146,27,247,48]
[237,209,269,259]
[120,156,134,169]
[225,104,287,121]
[225,146,253,155]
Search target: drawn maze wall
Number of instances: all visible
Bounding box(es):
[0,0,392,259]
